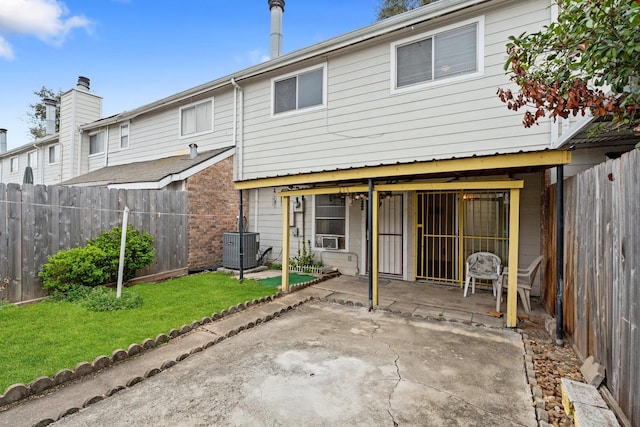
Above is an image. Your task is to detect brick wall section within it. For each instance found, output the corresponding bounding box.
[185,156,249,269]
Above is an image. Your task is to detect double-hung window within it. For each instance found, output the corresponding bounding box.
[89,132,105,155]
[273,64,326,115]
[391,17,483,92]
[180,99,213,137]
[27,150,37,168]
[314,194,346,250]
[120,123,129,149]
[10,157,18,173]
[48,145,59,164]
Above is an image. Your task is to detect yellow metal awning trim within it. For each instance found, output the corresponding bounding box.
[235,151,571,190]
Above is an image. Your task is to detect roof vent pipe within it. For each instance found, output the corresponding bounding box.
[268,0,285,59]
[189,143,198,159]
[0,128,7,154]
[77,76,90,91]
[44,98,57,135]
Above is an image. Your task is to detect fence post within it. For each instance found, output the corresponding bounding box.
[116,206,130,298]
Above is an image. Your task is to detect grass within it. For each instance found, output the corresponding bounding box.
[258,273,316,287]
[0,272,278,393]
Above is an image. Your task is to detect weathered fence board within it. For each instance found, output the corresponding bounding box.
[0,184,187,304]
[544,148,640,426]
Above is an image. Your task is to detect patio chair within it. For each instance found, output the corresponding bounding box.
[463,252,501,298]
[496,255,543,314]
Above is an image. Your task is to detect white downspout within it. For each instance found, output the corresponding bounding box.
[230,78,244,181]
[104,126,110,167]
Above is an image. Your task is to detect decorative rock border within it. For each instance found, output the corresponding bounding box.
[0,273,330,417]
[521,332,553,427]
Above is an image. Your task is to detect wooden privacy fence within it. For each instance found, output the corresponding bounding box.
[0,184,188,304]
[544,148,639,426]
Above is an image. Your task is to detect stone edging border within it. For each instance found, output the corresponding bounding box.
[0,272,336,414]
[521,333,553,427]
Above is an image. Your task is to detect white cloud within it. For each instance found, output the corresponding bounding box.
[0,36,14,60]
[235,49,270,67]
[0,0,92,57]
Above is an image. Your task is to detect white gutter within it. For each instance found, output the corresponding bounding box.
[230,78,244,180]
[78,0,493,132]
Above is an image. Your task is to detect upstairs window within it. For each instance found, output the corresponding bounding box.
[10,156,18,172]
[48,145,59,164]
[120,123,129,149]
[391,17,483,92]
[27,150,37,168]
[180,99,213,137]
[314,194,346,250]
[273,64,326,115]
[89,132,105,155]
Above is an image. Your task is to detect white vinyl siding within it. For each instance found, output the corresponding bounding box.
[120,123,129,149]
[272,64,327,115]
[239,0,551,181]
[89,132,105,155]
[180,99,213,137]
[391,17,484,92]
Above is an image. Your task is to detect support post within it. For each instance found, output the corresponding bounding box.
[506,188,520,327]
[372,188,379,306]
[555,166,564,344]
[239,190,244,282]
[367,180,373,309]
[281,195,290,292]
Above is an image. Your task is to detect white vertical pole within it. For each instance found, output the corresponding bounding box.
[116,206,130,298]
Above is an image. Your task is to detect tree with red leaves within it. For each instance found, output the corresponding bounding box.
[497,0,640,141]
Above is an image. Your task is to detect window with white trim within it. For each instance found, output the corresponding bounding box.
[89,132,105,155]
[120,123,129,149]
[180,99,213,137]
[314,194,346,250]
[391,17,483,92]
[273,64,326,115]
[27,150,37,168]
[48,145,59,164]
[10,156,18,172]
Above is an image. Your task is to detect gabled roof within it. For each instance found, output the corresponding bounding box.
[62,146,234,189]
[81,0,495,130]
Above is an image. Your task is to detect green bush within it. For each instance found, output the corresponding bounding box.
[88,226,155,282]
[79,286,143,312]
[39,246,110,293]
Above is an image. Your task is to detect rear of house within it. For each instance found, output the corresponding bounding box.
[234,0,567,310]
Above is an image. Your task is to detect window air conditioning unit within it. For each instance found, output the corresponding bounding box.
[321,236,339,249]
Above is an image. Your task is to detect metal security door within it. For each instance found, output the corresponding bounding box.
[378,194,403,275]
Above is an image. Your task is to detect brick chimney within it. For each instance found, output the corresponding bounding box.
[268,0,285,59]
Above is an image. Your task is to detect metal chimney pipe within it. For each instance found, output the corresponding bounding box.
[77,76,90,91]
[0,128,7,154]
[268,0,285,59]
[44,98,57,135]
[189,143,198,159]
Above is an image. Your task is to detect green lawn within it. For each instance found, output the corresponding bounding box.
[0,272,278,393]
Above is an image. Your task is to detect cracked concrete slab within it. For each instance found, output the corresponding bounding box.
[54,301,536,426]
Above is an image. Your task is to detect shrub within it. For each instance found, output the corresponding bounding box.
[39,246,110,294]
[88,226,155,282]
[79,286,143,312]
[289,240,323,270]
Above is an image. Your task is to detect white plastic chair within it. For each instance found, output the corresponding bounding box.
[496,255,543,313]
[463,252,501,297]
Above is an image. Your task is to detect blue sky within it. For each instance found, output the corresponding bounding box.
[0,0,381,150]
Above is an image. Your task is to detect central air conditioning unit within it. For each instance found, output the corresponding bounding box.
[321,236,339,249]
[223,232,259,269]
